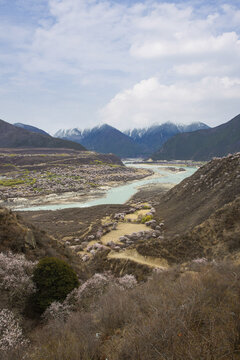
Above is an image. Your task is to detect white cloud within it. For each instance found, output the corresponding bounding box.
[100,76,240,128]
[0,0,240,131]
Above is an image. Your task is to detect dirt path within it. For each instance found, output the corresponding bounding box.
[101,223,149,245]
[108,249,168,269]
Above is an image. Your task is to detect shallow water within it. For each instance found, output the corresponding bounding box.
[19,163,197,211]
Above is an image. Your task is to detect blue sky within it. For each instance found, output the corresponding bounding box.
[0,0,240,133]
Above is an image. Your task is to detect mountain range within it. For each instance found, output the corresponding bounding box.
[152,114,240,161]
[55,124,143,158]
[0,119,86,151]
[124,122,209,154]
[55,122,209,158]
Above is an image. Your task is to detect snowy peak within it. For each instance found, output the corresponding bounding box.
[54,121,210,158]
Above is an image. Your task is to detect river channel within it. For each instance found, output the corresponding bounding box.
[19,163,197,211]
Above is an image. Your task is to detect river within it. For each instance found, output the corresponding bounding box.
[18,163,197,211]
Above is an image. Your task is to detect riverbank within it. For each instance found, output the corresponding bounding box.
[0,159,152,210]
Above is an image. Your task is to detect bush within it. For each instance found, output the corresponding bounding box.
[28,313,99,360]
[31,257,79,314]
[141,215,153,223]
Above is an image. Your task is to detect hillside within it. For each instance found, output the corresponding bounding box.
[155,153,240,234]
[135,153,240,265]
[125,122,209,154]
[152,114,240,160]
[0,207,82,272]
[0,119,86,150]
[55,124,144,158]
[14,123,50,136]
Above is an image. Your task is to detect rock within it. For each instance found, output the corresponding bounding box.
[112,222,118,230]
[114,213,125,220]
[88,235,95,241]
[82,254,90,262]
[119,236,128,243]
[81,241,88,248]
[126,240,134,245]
[145,232,153,239]
[145,220,155,226]
[127,208,136,214]
[96,231,103,239]
[113,246,121,252]
[107,241,115,248]
[72,245,83,252]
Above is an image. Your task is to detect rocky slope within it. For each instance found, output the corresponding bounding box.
[152,114,240,160]
[0,119,86,150]
[0,207,81,271]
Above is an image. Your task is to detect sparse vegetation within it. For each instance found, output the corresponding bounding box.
[141,214,153,223]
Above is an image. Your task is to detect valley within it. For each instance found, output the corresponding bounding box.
[1,149,240,359]
[0,149,151,210]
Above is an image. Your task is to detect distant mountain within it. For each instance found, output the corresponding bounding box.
[14,123,50,136]
[0,119,86,151]
[55,124,144,158]
[125,122,210,153]
[55,122,209,158]
[152,114,240,161]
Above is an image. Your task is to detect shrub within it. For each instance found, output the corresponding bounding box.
[28,313,99,360]
[141,215,153,223]
[32,257,79,314]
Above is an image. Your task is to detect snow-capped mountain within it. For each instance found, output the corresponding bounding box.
[55,124,144,158]
[55,122,210,158]
[124,122,210,153]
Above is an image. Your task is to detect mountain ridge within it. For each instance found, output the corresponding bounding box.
[0,119,86,151]
[152,114,240,160]
[14,123,50,136]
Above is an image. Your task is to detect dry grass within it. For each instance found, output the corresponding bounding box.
[23,262,240,360]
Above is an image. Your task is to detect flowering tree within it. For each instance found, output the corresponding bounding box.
[0,309,28,352]
[0,252,36,311]
[43,273,138,322]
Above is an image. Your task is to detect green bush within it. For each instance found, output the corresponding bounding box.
[141,215,153,223]
[32,257,79,314]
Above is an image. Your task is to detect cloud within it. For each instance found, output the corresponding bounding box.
[0,0,240,131]
[100,76,240,128]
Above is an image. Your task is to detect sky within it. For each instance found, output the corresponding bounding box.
[0,0,240,133]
